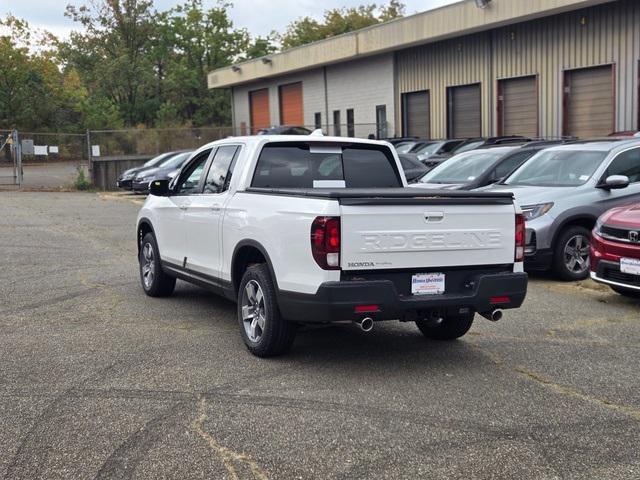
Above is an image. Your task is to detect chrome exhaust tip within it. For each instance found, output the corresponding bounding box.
[356,317,374,332]
[480,309,503,322]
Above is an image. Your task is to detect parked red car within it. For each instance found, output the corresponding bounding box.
[590,204,640,297]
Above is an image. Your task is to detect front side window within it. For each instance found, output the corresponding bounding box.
[494,151,535,179]
[505,150,607,187]
[203,146,240,194]
[251,143,401,189]
[175,150,211,194]
[604,148,640,183]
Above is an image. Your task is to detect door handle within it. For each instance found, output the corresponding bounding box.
[210,204,221,212]
[179,203,190,211]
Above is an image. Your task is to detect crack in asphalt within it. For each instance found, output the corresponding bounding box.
[470,343,640,423]
[192,396,269,480]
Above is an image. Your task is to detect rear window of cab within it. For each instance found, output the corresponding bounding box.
[251,142,402,189]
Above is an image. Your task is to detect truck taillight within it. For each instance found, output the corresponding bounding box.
[515,213,525,262]
[311,216,341,270]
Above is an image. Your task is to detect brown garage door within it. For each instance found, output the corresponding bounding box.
[279,82,304,126]
[564,66,614,138]
[403,91,430,138]
[499,76,538,137]
[448,84,481,138]
[249,88,270,134]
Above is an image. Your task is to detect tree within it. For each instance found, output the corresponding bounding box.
[63,0,159,126]
[280,1,405,50]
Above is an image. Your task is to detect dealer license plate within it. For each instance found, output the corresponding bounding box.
[620,257,640,276]
[411,273,445,295]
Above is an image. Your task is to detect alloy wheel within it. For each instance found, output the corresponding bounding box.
[563,234,590,274]
[241,280,267,342]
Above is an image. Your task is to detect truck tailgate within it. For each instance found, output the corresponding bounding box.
[340,199,516,271]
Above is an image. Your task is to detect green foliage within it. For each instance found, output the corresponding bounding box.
[73,165,93,190]
[280,1,404,50]
[1,1,403,132]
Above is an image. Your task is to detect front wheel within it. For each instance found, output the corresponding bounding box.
[553,226,591,281]
[415,312,474,340]
[237,264,297,357]
[139,233,176,297]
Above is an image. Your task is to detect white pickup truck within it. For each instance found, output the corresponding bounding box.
[136,134,528,356]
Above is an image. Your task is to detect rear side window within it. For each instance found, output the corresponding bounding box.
[251,143,401,188]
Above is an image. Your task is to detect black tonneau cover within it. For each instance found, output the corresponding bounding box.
[245,187,514,205]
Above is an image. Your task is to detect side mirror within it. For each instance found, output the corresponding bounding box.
[599,175,630,190]
[149,179,170,196]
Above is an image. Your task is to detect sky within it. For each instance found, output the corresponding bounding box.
[1,0,458,40]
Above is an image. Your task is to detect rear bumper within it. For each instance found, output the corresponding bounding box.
[278,271,528,323]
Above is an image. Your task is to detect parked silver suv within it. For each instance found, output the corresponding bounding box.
[485,139,640,280]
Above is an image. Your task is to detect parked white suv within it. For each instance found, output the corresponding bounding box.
[136,135,528,356]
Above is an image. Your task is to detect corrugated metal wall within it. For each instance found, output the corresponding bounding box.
[396,0,640,138]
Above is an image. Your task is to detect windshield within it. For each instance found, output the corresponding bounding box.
[454,140,484,154]
[161,152,192,169]
[505,150,607,186]
[143,152,172,167]
[418,150,504,184]
[395,142,417,154]
[413,142,442,155]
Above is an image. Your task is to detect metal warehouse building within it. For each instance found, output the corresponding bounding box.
[208,0,640,139]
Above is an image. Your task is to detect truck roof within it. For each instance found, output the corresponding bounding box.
[200,134,393,150]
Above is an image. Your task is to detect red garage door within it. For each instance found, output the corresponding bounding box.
[279,82,304,126]
[249,88,270,134]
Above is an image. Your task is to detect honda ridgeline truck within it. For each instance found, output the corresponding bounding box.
[136,134,528,357]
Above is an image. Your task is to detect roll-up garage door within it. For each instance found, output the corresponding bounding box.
[403,91,430,138]
[499,76,538,137]
[448,84,481,139]
[565,66,613,138]
[279,82,304,126]
[249,89,270,134]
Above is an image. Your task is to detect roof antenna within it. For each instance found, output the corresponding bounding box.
[310,129,324,137]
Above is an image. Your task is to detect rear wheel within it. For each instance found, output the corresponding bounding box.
[610,285,640,298]
[415,312,474,340]
[237,264,297,357]
[139,233,176,297]
[553,226,591,281]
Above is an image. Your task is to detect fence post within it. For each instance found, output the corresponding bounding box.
[86,129,92,180]
[13,130,22,187]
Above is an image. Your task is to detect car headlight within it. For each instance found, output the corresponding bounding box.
[121,173,134,180]
[520,203,554,220]
[594,218,603,236]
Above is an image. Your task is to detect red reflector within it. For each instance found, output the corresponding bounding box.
[354,305,380,313]
[490,296,511,305]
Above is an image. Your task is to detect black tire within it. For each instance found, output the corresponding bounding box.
[139,233,176,297]
[237,264,297,357]
[610,285,640,298]
[552,226,591,281]
[415,312,474,340]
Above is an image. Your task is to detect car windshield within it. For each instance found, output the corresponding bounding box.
[418,150,505,184]
[505,150,607,186]
[143,152,172,167]
[413,142,442,155]
[454,140,484,154]
[160,152,192,169]
[395,142,417,154]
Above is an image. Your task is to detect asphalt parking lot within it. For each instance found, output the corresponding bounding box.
[1,191,639,479]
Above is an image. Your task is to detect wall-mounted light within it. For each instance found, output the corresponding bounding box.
[261,57,273,65]
[231,65,241,73]
[475,0,492,8]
